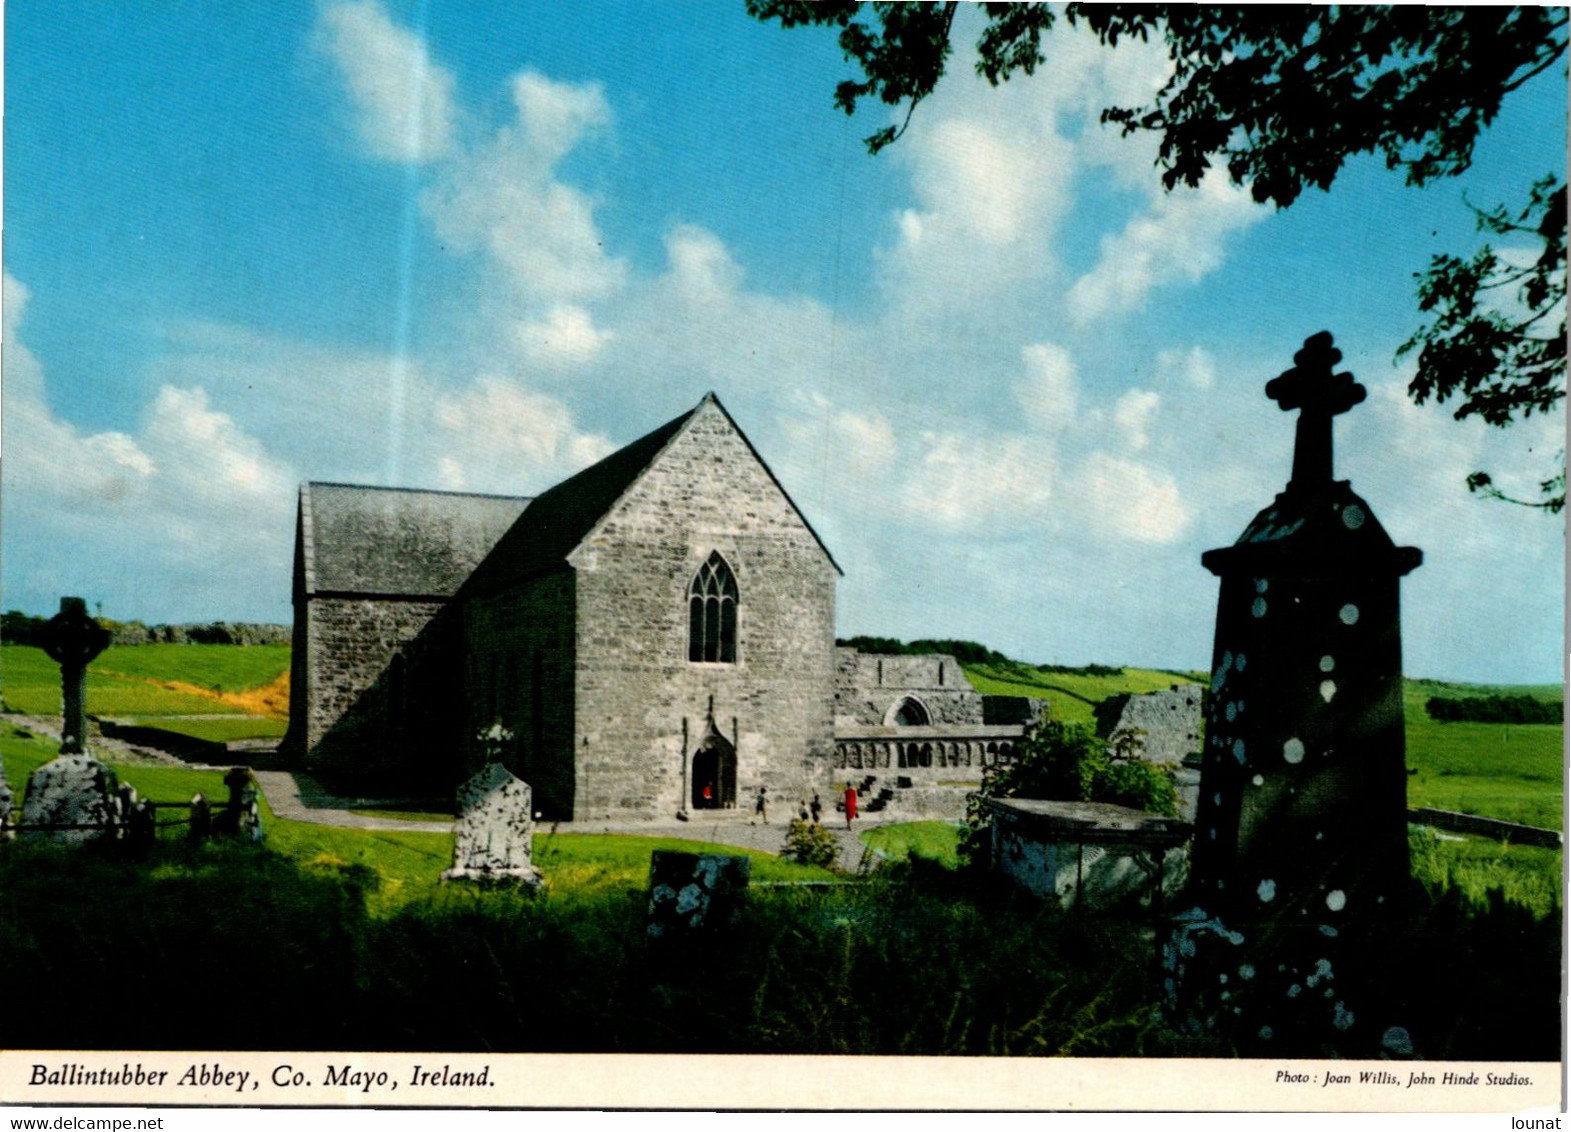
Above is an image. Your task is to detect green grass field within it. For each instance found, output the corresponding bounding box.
[1402,683,1562,830]
[2,643,290,742]
[2,643,290,713]
[120,715,289,743]
[963,663,1201,727]
[862,820,963,868]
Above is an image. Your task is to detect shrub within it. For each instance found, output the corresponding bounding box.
[1425,693,1561,724]
[960,721,1178,867]
[783,818,840,870]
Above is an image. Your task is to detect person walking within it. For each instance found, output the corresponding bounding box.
[754,785,768,824]
[810,793,822,825]
[842,781,857,829]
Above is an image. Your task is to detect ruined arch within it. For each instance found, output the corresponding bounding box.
[884,695,931,727]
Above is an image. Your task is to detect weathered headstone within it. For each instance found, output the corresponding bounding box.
[121,783,156,852]
[0,760,13,840]
[1165,332,1422,1053]
[39,597,112,756]
[189,793,213,841]
[645,850,750,939]
[19,755,122,844]
[441,761,542,886]
[214,767,264,842]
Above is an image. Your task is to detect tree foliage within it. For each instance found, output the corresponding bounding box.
[960,720,1177,868]
[1425,693,1562,725]
[747,3,1569,510]
[1400,175,1566,512]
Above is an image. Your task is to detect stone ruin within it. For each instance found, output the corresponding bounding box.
[1164,332,1421,1055]
[442,759,543,887]
[1094,685,1204,821]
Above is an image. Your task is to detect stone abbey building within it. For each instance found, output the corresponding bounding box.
[285,394,1038,820]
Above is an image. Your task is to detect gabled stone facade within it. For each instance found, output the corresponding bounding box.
[287,395,842,821]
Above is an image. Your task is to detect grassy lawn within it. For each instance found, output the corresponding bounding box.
[1411,827,1562,918]
[862,820,963,868]
[349,806,455,822]
[2,648,240,715]
[962,663,1200,727]
[84,643,290,692]
[1403,683,1562,830]
[1,644,289,717]
[120,715,288,743]
[2,726,233,806]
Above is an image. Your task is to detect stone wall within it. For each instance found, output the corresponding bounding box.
[297,596,447,770]
[462,572,578,819]
[1093,685,1204,767]
[834,648,985,726]
[565,402,838,821]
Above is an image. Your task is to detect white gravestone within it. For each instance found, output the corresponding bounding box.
[441,762,543,886]
[20,755,122,844]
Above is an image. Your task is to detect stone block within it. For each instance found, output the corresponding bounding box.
[645,850,750,938]
[442,761,542,886]
[20,755,122,844]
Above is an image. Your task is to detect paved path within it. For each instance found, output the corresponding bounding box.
[250,769,894,870]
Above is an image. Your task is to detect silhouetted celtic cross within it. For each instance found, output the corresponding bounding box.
[1264,331,1366,490]
[39,597,111,755]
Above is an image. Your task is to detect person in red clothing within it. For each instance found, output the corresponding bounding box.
[842,781,857,828]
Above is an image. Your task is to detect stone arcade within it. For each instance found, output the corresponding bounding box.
[287,394,1039,822]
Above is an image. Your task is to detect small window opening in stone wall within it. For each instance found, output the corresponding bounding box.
[688,551,738,663]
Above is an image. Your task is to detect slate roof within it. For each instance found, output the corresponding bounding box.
[460,402,699,597]
[299,483,531,598]
[463,393,840,598]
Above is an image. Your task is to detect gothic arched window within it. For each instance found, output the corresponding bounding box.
[688,551,738,663]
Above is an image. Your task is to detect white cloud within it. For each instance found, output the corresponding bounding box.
[315,0,456,163]
[425,70,623,309]
[1068,169,1265,325]
[1156,345,1218,391]
[3,273,297,618]
[1016,342,1080,432]
[515,304,613,367]
[899,431,1058,532]
[3,273,156,506]
[1071,451,1191,543]
[426,376,614,493]
[1112,389,1161,451]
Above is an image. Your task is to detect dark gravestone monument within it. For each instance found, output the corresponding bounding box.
[39,597,112,755]
[646,850,750,940]
[20,598,121,844]
[1165,333,1422,1054]
[213,767,264,842]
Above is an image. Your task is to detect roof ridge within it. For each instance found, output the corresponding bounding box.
[304,481,533,503]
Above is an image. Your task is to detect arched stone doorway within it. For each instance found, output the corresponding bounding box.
[691,722,736,810]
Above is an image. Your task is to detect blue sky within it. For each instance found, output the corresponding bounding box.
[4,2,1565,682]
